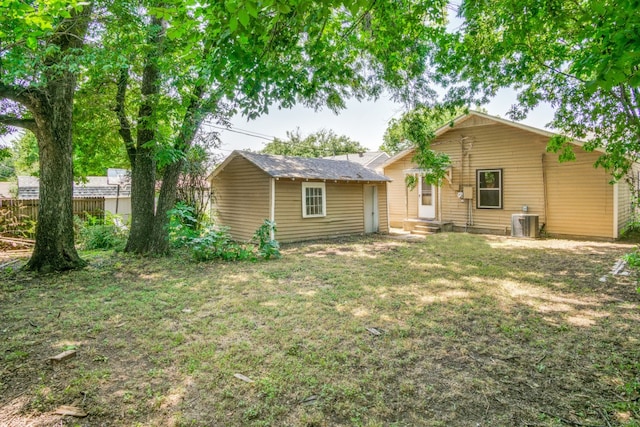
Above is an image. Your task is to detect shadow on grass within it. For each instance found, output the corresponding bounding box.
[1,233,638,426]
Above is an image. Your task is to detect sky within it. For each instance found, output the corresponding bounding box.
[210,88,556,158]
[0,87,556,162]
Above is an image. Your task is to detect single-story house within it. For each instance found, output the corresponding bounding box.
[383,111,639,240]
[208,150,390,242]
[16,175,132,219]
[322,151,390,172]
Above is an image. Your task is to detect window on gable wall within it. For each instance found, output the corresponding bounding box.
[477,169,502,209]
[302,182,326,217]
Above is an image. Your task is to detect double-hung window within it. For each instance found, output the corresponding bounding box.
[477,169,502,209]
[302,182,326,217]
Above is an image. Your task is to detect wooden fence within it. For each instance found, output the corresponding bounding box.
[0,198,105,237]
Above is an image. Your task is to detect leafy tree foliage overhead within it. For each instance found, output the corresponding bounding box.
[380,105,467,155]
[94,0,451,255]
[437,0,640,180]
[261,128,367,157]
[10,126,129,179]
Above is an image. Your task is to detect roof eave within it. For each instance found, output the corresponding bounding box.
[271,175,390,183]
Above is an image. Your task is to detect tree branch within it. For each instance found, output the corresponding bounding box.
[342,0,377,40]
[0,115,36,131]
[176,84,206,150]
[49,3,94,52]
[616,84,640,142]
[0,82,37,110]
[114,66,135,155]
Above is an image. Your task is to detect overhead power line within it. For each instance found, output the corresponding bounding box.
[205,124,276,141]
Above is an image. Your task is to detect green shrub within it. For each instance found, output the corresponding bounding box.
[619,218,640,241]
[76,213,128,251]
[167,202,200,248]
[188,225,255,262]
[167,203,280,262]
[623,249,640,269]
[253,220,281,260]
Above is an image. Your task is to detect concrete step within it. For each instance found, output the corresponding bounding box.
[411,225,441,235]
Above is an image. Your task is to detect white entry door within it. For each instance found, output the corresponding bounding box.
[364,185,379,233]
[418,176,436,219]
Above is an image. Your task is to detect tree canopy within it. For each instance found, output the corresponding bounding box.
[380,105,467,155]
[261,128,367,157]
[436,0,640,180]
[1,0,454,265]
[87,0,452,255]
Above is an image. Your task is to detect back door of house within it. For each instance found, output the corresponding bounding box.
[364,185,379,233]
[418,176,436,219]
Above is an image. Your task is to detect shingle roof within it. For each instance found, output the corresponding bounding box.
[17,176,131,199]
[214,151,391,182]
[322,151,390,170]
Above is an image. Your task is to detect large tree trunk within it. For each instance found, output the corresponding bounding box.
[124,146,157,253]
[147,86,207,254]
[123,16,163,255]
[26,104,86,272]
[118,15,208,255]
[23,7,92,272]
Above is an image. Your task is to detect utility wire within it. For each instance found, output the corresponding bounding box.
[205,123,276,141]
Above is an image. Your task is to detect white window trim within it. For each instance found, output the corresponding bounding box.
[302,182,327,218]
[477,169,503,209]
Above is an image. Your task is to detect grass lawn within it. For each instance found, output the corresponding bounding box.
[1,233,639,426]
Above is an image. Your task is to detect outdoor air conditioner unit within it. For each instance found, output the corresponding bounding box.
[511,214,539,238]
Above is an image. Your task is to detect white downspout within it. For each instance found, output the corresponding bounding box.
[438,183,442,223]
[613,182,619,239]
[386,183,390,232]
[270,177,276,240]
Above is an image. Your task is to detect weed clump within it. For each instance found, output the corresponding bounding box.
[75,213,128,251]
[168,202,280,261]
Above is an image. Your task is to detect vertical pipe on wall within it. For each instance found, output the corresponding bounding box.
[541,153,548,230]
[613,182,619,239]
[270,177,275,240]
[405,177,409,220]
[438,184,442,223]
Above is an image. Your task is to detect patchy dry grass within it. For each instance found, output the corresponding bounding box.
[1,233,639,426]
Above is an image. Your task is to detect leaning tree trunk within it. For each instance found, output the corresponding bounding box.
[26,84,86,272]
[121,15,166,255]
[147,87,207,255]
[148,158,185,254]
[124,146,157,254]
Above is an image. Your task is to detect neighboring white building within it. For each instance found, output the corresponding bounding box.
[16,176,132,220]
[0,181,14,198]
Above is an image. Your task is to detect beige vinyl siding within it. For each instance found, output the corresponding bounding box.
[386,123,549,232]
[384,113,637,238]
[376,183,389,233]
[544,150,613,239]
[617,164,640,234]
[211,156,270,241]
[274,180,376,242]
[384,152,418,227]
[438,123,548,232]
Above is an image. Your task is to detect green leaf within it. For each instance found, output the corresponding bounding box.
[26,35,37,49]
[237,9,250,28]
[228,15,238,32]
